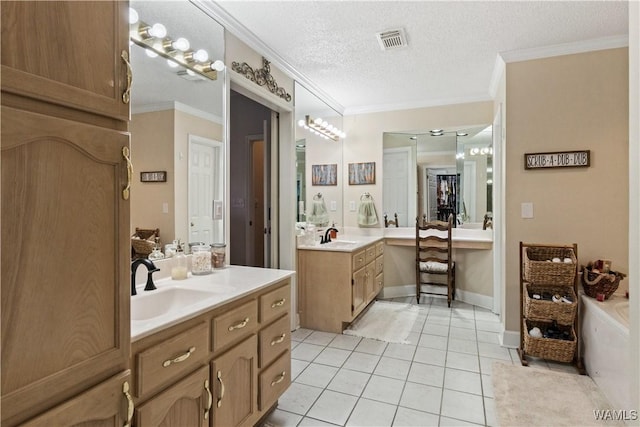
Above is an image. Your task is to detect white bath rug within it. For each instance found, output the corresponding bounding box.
[343,301,419,344]
[492,362,625,426]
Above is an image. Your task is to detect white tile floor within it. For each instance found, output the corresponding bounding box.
[263,296,580,427]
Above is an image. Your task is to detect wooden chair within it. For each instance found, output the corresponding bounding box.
[416,214,455,306]
[384,213,399,228]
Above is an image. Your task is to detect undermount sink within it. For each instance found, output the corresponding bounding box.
[321,240,358,248]
[131,287,219,321]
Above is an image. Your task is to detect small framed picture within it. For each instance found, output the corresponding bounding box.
[349,162,375,185]
[140,171,167,183]
[311,164,337,186]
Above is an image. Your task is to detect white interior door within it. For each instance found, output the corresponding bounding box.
[189,135,223,246]
[383,147,411,227]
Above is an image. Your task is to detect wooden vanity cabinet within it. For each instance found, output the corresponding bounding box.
[131,279,292,427]
[299,240,384,333]
[1,2,131,426]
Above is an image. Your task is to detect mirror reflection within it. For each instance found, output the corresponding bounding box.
[129,1,225,258]
[294,82,344,228]
[383,125,492,228]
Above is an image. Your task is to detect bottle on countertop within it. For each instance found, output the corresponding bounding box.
[171,241,188,280]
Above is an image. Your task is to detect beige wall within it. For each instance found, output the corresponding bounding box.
[504,48,629,332]
[130,110,175,240]
[130,109,222,245]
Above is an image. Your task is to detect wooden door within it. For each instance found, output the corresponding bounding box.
[212,336,258,427]
[352,268,366,316]
[1,106,130,425]
[19,371,132,427]
[136,366,211,427]
[1,1,130,120]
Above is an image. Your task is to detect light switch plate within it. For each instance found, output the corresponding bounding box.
[162,202,169,214]
[349,201,356,211]
[330,201,337,211]
[521,202,534,219]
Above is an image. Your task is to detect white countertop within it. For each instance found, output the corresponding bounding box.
[383,226,493,243]
[297,235,383,252]
[131,265,295,342]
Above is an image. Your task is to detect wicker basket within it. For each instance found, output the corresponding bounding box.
[131,228,159,258]
[581,266,626,300]
[524,247,577,285]
[523,319,576,363]
[523,284,577,325]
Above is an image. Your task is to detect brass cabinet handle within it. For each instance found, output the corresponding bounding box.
[270,371,286,387]
[216,370,225,408]
[121,50,132,104]
[270,333,286,346]
[228,317,249,331]
[271,298,286,308]
[162,346,196,367]
[122,146,132,200]
[204,379,213,420]
[122,381,134,427]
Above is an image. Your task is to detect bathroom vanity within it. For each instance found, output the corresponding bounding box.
[130,266,294,427]
[297,236,384,333]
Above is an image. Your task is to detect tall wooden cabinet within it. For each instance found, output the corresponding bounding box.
[1,2,132,426]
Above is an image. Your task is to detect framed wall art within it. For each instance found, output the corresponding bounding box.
[311,164,337,186]
[349,162,376,185]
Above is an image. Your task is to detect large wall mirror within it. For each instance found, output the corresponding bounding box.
[129,1,225,256]
[294,82,344,228]
[383,125,492,228]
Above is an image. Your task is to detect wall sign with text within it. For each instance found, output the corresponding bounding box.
[524,150,590,170]
[140,171,167,182]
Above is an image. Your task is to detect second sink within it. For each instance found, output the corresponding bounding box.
[131,287,219,321]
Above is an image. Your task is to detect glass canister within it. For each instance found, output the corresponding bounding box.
[191,244,212,275]
[210,243,226,269]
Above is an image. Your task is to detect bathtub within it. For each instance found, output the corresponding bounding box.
[581,293,631,412]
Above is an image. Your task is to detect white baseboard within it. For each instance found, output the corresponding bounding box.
[501,329,520,348]
[380,284,493,310]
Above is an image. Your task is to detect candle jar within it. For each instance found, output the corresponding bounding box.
[191,245,212,275]
[210,243,226,269]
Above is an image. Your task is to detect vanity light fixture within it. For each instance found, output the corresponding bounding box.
[469,147,493,156]
[129,9,223,81]
[297,115,346,141]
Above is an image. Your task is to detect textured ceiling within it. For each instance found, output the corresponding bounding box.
[214,0,628,114]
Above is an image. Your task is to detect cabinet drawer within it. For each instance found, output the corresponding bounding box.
[260,283,290,324]
[136,322,209,397]
[365,245,377,264]
[259,315,290,368]
[375,255,384,276]
[259,351,291,411]
[353,250,366,271]
[213,300,258,350]
[376,241,384,257]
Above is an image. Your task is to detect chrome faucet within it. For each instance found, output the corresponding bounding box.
[321,227,339,244]
[131,258,160,296]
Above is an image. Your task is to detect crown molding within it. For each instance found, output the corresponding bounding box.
[194,0,345,115]
[132,101,223,124]
[500,34,628,64]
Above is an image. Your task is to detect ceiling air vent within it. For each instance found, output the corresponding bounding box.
[376,28,407,51]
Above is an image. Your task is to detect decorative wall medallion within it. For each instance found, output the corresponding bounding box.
[231,57,292,102]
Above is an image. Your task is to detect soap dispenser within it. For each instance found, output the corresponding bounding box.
[171,241,188,280]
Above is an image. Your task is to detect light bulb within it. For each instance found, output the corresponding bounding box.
[186,69,195,76]
[192,49,208,62]
[129,8,139,24]
[298,119,305,127]
[167,59,178,68]
[145,49,158,58]
[314,117,323,125]
[173,37,190,51]
[148,23,167,38]
[211,60,225,71]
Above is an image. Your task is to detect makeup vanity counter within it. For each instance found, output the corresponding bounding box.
[297,235,384,333]
[383,226,493,250]
[130,265,295,427]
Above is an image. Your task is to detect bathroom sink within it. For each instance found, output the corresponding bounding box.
[321,240,358,249]
[131,287,220,321]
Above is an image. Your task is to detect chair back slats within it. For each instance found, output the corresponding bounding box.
[415,214,455,307]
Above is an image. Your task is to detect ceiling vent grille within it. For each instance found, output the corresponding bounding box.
[376,28,407,51]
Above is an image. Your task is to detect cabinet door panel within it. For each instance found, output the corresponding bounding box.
[352,268,366,316]
[1,1,129,120]
[212,335,258,427]
[1,106,130,424]
[136,366,210,427]
[20,371,132,427]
